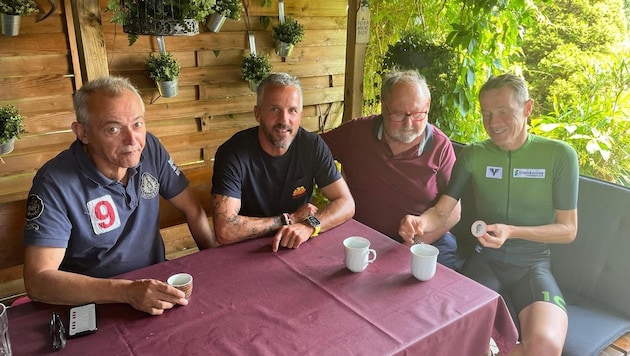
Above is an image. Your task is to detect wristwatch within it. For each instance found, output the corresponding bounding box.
[304,215,321,237]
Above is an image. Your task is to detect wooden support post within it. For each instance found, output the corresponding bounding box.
[69,0,109,83]
[343,0,370,123]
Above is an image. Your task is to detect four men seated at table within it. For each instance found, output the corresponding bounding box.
[21,71,577,353]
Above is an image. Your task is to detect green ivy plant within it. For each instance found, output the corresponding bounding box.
[272,17,305,45]
[211,0,242,20]
[0,0,39,16]
[241,53,272,83]
[146,51,181,82]
[0,105,26,144]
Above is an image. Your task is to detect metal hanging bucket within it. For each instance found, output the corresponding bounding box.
[1,14,21,36]
[206,13,227,33]
[0,138,16,155]
[275,40,294,58]
[248,80,259,92]
[157,80,179,98]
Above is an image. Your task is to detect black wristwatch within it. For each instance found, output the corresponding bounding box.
[303,215,321,237]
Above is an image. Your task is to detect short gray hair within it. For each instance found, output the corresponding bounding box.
[256,72,303,108]
[479,73,529,106]
[381,69,431,102]
[73,76,144,126]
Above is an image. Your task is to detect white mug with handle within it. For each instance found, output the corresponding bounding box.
[343,236,377,272]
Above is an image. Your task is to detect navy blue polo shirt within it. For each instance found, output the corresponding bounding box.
[23,132,189,278]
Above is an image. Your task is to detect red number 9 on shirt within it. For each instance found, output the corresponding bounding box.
[87,195,121,235]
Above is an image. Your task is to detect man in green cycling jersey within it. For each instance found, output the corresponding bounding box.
[401,73,579,356]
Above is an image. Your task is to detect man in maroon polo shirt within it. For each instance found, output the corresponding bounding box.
[322,69,460,269]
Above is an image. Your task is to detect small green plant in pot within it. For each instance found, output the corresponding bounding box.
[272,17,305,58]
[206,0,243,32]
[0,104,27,155]
[146,51,182,98]
[241,53,272,92]
[0,0,39,36]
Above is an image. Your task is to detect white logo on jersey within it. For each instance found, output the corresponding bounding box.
[513,168,546,178]
[87,195,121,235]
[140,172,159,199]
[485,166,503,179]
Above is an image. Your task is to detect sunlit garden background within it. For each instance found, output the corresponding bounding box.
[363,0,630,186]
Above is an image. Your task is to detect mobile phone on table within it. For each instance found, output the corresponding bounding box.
[68,303,98,338]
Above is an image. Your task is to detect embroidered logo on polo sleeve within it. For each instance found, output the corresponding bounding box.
[168,157,181,176]
[86,195,121,235]
[292,186,307,199]
[140,172,159,199]
[26,194,44,221]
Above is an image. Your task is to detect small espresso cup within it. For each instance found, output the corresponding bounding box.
[410,243,439,281]
[167,273,193,299]
[343,236,377,272]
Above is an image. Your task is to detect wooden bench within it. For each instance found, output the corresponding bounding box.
[0,165,213,306]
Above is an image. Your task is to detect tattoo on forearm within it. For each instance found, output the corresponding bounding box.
[212,194,280,240]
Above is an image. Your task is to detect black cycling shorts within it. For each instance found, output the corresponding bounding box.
[461,253,567,318]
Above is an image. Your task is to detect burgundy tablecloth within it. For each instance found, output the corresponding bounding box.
[7,220,517,355]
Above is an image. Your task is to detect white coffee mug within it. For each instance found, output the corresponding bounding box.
[343,236,377,272]
[410,243,439,281]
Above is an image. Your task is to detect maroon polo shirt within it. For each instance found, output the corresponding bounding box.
[321,115,456,242]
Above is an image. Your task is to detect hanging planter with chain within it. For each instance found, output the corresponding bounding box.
[105,0,214,45]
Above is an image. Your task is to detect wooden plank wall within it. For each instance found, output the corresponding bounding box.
[0,0,348,300]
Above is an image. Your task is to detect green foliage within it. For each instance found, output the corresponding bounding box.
[211,0,242,20]
[363,0,536,142]
[381,30,459,131]
[521,0,628,115]
[272,17,305,45]
[530,53,630,186]
[364,0,630,186]
[0,105,26,144]
[146,52,181,82]
[0,0,38,16]
[240,53,272,83]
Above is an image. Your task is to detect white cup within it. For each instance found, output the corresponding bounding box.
[0,303,12,356]
[343,236,377,272]
[167,273,193,299]
[410,243,439,281]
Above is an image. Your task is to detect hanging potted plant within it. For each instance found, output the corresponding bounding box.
[0,104,26,155]
[271,17,305,58]
[146,51,182,98]
[241,53,272,92]
[206,0,242,33]
[0,0,39,36]
[105,0,215,45]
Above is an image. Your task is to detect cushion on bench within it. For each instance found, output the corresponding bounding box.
[561,292,630,356]
[551,176,630,355]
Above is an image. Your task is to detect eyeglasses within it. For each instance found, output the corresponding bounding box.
[383,103,428,122]
[50,312,66,351]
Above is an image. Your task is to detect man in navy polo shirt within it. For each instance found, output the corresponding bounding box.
[23,76,216,315]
